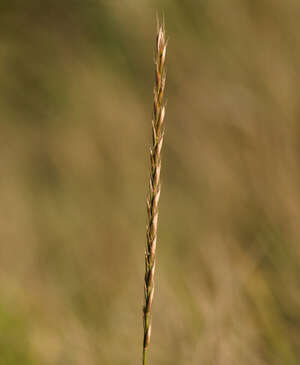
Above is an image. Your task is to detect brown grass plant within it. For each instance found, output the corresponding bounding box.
[142,19,167,365]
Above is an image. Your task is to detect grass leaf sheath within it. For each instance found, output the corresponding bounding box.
[142,19,167,365]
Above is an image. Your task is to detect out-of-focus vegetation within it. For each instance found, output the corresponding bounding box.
[1,1,300,364]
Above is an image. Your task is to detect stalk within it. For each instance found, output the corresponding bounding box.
[142,19,167,365]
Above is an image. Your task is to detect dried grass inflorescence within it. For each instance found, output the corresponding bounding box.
[142,19,167,365]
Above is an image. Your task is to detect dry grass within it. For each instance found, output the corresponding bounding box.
[142,20,167,365]
[2,2,300,365]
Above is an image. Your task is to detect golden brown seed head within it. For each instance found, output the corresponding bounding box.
[142,19,167,364]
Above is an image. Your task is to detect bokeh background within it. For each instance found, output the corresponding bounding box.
[1,1,300,364]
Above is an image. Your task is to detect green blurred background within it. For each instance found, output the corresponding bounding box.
[1,1,300,364]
